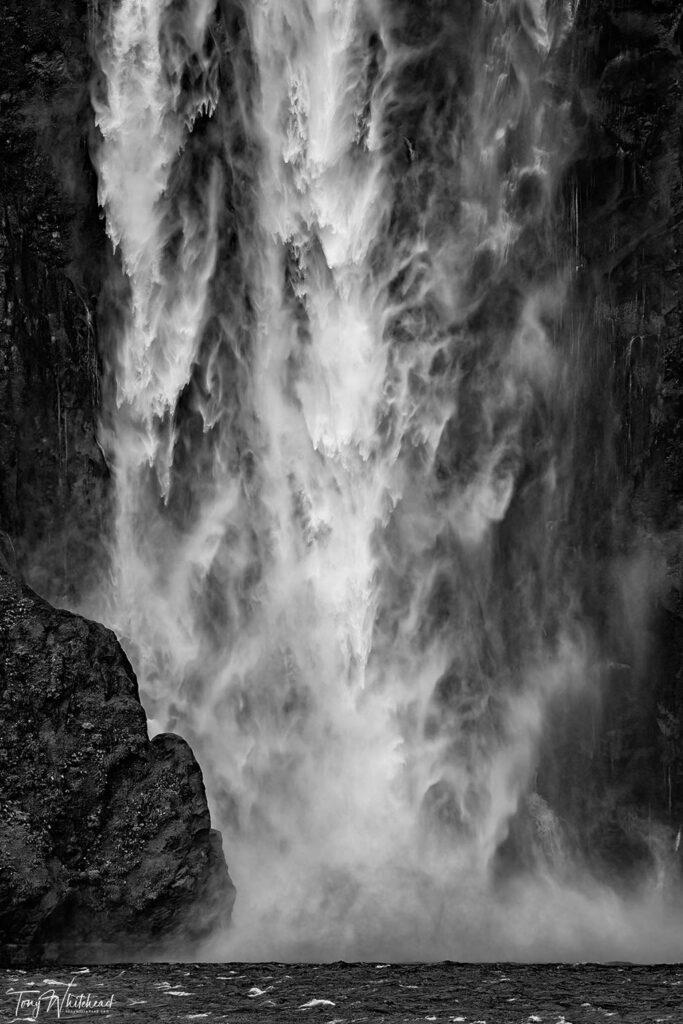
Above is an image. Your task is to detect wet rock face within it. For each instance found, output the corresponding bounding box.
[0,0,109,603]
[0,568,235,964]
[587,0,683,803]
[527,0,683,869]
[575,0,683,521]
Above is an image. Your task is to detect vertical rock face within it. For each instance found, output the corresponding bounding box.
[0,568,235,964]
[0,0,108,602]
[578,0,683,524]
[527,0,683,877]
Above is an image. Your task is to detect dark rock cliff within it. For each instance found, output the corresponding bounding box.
[0,567,235,964]
[0,0,109,604]
[524,0,683,881]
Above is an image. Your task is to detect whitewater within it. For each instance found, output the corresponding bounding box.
[88,0,683,960]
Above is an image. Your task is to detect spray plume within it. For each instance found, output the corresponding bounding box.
[89,0,683,961]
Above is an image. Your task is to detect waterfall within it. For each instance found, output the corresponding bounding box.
[90,0,682,959]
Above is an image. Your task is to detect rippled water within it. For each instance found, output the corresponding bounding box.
[2,963,681,1023]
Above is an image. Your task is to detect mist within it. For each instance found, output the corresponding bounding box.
[85,0,683,962]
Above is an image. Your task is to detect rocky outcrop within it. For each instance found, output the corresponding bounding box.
[0,567,235,964]
[0,0,109,604]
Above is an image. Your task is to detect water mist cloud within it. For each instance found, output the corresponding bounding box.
[89,0,683,964]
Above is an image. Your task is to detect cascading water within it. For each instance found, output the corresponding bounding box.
[89,0,683,959]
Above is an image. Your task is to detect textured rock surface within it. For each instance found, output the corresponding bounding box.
[0,0,109,602]
[528,0,683,873]
[0,568,235,964]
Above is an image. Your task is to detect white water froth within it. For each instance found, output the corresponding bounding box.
[90,0,683,960]
[93,0,219,435]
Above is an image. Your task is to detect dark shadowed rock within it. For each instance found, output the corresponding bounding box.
[0,568,235,964]
[523,0,683,860]
[0,0,109,604]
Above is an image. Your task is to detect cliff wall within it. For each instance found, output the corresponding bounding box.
[0,0,108,603]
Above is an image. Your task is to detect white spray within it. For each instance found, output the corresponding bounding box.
[90,0,682,960]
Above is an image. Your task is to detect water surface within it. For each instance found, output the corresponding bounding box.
[3,962,680,1023]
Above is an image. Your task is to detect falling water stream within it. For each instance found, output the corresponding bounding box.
[89,0,682,959]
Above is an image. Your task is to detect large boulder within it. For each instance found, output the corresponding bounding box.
[0,568,235,964]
